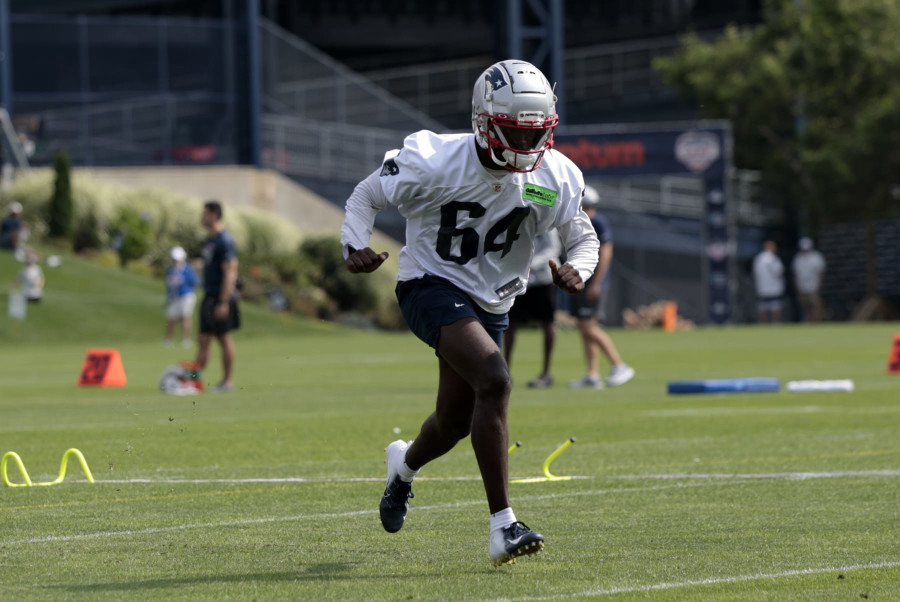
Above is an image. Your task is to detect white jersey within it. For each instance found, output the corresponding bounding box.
[753,250,785,297]
[792,250,825,294]
[342,131,600,314]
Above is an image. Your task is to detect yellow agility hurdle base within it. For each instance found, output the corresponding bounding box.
[510,437,577,484]
[2,448,95,487]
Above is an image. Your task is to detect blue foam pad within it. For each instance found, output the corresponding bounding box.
[667,377,780,395]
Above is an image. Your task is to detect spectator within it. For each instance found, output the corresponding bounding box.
[164,245,199,348]
[568,186,635,389]
[1,201,24,251]
[792,237,826,322]
[194,200,240,392]
[753,240,785,323]
[503,230,563,388]
[19,248,44,303]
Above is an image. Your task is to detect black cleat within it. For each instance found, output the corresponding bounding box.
[379,440,414,533]
[489,521,545,566]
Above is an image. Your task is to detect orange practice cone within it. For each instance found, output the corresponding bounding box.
[78,348,127,387]
[662,302,678,333]
[888,334,900,375]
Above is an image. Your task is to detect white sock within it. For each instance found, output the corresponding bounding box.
[490,507,517,533]
[398,453,418,482]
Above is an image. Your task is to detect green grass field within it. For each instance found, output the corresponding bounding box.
[1,250,899,600]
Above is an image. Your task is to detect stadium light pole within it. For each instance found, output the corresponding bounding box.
[505,0,566,122]
[0,0,11,114]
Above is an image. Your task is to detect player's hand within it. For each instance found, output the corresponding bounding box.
[214,301,229,321]
[346,245,389,274]
[549,259,584,294]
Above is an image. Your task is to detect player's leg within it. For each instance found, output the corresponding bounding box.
[405,355,476,470]
[196,334,212,369]
[217,332,235,387]
[380,324,480,534]
[592,324,623,367]
[540,319,555,378]
[436,317,511,512]
[196,296,216,370]
[437,317,544,565]
[165,318,176,345]
[573,318,602,384]
[502,321,519,368]
[181,313,193,347]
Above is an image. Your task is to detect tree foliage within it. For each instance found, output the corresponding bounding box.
[48,149,74,238]
[655,0,900,224]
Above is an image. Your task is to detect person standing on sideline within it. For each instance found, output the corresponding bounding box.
[568,186,635,389]
[19,248,44,303]
[792,237,826,322]
[341,60,600,566]
[0,202,24,251]
[503,229,562,388]
[164,245,199,348]
[753,239,785,323]
[195,200,240,392]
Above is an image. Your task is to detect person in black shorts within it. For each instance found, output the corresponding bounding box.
[503,231,562,388]
[195,200,240,392]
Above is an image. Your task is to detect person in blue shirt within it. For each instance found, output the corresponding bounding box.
[164,245,199,348]
[194,200,240,392]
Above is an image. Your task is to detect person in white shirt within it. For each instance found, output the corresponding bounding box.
[792,237,826,322]
[19,249,44,303]
[502,229,562,388]
[341,60,600,566]
[752,240,785,322]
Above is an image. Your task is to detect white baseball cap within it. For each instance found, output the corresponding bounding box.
[582,185,601,208]
[8,201,22,215]
[798,237,813,251]
[170,246,187,261]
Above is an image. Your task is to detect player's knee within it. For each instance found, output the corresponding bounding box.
[474,352,511,405]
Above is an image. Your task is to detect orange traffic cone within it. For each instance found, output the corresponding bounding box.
[888,334,900,375]
[78,348,127,387]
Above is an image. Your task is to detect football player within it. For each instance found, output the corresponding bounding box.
[341,60,600,565]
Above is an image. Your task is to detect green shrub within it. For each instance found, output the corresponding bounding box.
[300,236,377,312]
[111,207,153,267]
[47,149,74,239]
[72,208,104,252]
[2,169,400,328]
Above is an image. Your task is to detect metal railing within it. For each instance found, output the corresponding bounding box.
[260,19,444,132]
[260,114,407,183]
[356,35,699,124]
[26,93,235,165]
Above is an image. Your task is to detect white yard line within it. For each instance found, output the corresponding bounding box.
[509,560,900,600]
[613,469,900,480]
[0,482,718,546]
[93,475,591,484]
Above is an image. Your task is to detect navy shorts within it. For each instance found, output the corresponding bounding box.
[396,275,509,355]
[199,295,241,335]
[508,284,556,324]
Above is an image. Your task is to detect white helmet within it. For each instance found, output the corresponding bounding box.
[472,59,558,173]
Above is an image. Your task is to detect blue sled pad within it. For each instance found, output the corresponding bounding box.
[667,377,780,395]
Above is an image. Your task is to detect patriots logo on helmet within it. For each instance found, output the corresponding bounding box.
[485,66,509,93]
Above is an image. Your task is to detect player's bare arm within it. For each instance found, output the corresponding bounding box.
[215,257,238,320]
[345,245,389,274]
[548,259,585,294]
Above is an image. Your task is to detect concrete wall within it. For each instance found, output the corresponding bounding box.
[77,165,398,254]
